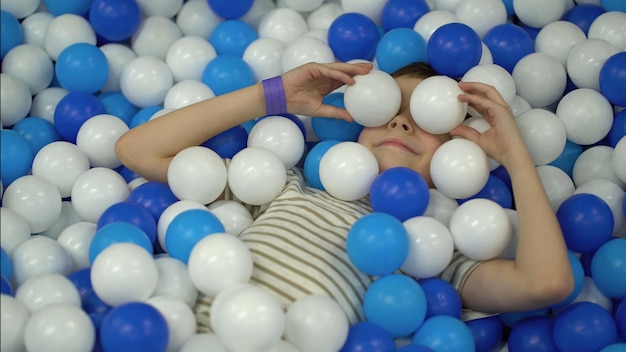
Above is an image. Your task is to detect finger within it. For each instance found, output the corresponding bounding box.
[450,125,481,143]
[314,104,354,122]
[323,63,373,85]
[458,81,507,106]
[458,92,509,123]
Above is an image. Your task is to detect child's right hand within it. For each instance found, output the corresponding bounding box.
[280,62,373,121]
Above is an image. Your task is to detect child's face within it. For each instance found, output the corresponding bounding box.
[357,75,451,187]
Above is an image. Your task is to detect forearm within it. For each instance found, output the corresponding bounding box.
[116,83,266,182]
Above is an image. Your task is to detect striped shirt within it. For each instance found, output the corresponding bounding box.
[194,167,484,331]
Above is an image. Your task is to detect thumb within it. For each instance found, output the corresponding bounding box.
[450,125,481,144]
[315,104,354,122]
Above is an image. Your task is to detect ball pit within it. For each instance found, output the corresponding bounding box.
[0,1,625,351]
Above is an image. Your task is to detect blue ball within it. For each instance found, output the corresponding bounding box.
[549,140,583,177]
[89,222,153,264]
[499,307,550,328]
[591,238,626,300]
[563,4,605,35]
[55,43,109,93]
[0,275,13,296]
[339,322,396,352]
[376,28,427,74]
[397,345,435,352]
[370,167,430,222]
[418,277,462,320]
[551,251,585,309]
[557,193,614,253]
[89,0,142,42]
[202,125,248,159]
[54,91,107,143]
[0,247,12,280]
[458,174,513,209]
[607,110,625,148]
[1,129,34,186]
[165,209,225,263]
[328,12,380,62]
[465,316,503,352]
[311,93,363,142]
[12,116,61,155]
[412,316,475,352]
[303,140,341,191]
[68,268,111,315]
[127,181,179,221]
[553,302,618,352]
[600,52,626,107]
[129,105,162,129]
[45,0,91,15]
[100,302,169,352]
[616,298,626,340]
[116,164,140,184]
[0,10,22,59]
[207,0,253,19]
[99,91,138,126]
[381,0,430,32]
[600,0,626,11]
[483,23,534,73]
[427,22,482,78]
[209,20,258,57]
[501,0,514,16]
[507,316,558,352]
[202,55,255,96]
[97,201,158,244]
[364,274,428,337]
[346,212,409,276]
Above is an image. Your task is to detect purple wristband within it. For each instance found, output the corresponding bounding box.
[262,76,287,115]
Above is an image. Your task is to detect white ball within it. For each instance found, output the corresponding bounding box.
[211,283,286,352]
[572,146,625,189]
[91,243,158,307]
[157,200,209,252]
[32,141,90,198]
[341,0,387,24]
[0,73,32,127]
[178,333,229,351]
[12,236,73,287]
[567,38,619,91]
[1,44,54,95]
[99,43,137,92]
[423,188,459,228]
[43,14,96,61]
[1,0,40,19]
[449,198,511,260]
[536,165,575,212]
[319,141,380,201]
[307,3,343,31]
[430,138,490,199]
[284,295,349,352]
[21,12,55,48]
[556,88,614,146]
[535,21,586,66]
[281,36,335,73]
[247,116,306,169]
[76,114,129,169]
[146,296,197,352]
[516,109,567,166]
[258,8,309,45]
[15,273,81,313]
[344,70,402,128]
[227,147,287,205]
[413,10,460,42]
[509,95,532,117]
[30,87,68,124]
[0,295,29,352]
[568,276,613,313]
[479,42,493,65]
[243,37,286,81]
[0,207,32,257]
[512,52,567,108]
[188,233,253,297]
[241,0,278,30]
[23,304,95,352]
[400,216,454,279]
[614,137,626,185]
[175,0,223,38]
[207,200,254,236]
[458,116,500,171]
[2,175,62,234]
[167,146,227,205]
[574,178,625,234]
[131,16,182,60]
[455,0,507,38]
[434,0,462,12]
[164,80,215,109]
[588,11,626,50]
[512,0,567,28]
[38,201,82,241]
[153,256,199,307]
[283,0,324,12]
[120,55,174,108]
[462,63,516,106]
[166,35,217,83]
[411,75,468,134]
[497,208,519,260]
[70,167,130,223]
[135,0,183,18]
[56,222,98,271]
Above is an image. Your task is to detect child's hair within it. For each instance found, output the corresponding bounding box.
[391,61,439,80]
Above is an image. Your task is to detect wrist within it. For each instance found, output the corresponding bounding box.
[262,76,288,116]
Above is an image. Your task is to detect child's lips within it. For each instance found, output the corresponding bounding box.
[376,139,418,154]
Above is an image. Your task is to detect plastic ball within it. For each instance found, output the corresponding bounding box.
[418,277,462,319]
[552,251,586,309]
[430,138,490,199]
[243,37,286,81]
[0,208,31,257]
[43,14,97,61]
[344,69,401,127]
[556,88,614,146]
[410,75,468,134]
[120,55,173,108]
[512,53,568,108]
[513,0,567,28]
[165,209,225,264]
[0,276,13,296]
[152,256,199,308]
[412,315,475,352]
[370,167,430,222]
[591,238,626,300]
[2,44,54,95]
[30,87,68,124]
[575,178,625,234]
[177,333,229,352]
[166,36,217,84]
[535,21,587,66]
[57,222,98,271]
[187,233,252,297]
[375,28,427,75]
[465,316,503,352]
[401,216,454,279]
[346,212,409,276]
[549,140,582,178]
[303,140,341,190]
[283,0,324,13]
[211,283,285,352]
[207,0,253,19]
[100,301,169,352]
[167,146,227,205]
[89,0,141,42]
[20,11,54,48]
[567,38,619,91]
[202,125,248,159]
[617,298,626,340]
[98,44,137,92]
[71,167,131,223]
[11,236,73,287]
[516,109,567,166]
[483,23,534,73]
[307,3,342,31]
[0,248,12,280]
[449,198,511,260]
[311,94,363,142]
[146,296,196,352]
[206,200,254,236]
[126,181,179,221]
[413,9,459,42]
[554,302,618,352]
[568,276,614,314]
[54,91,107,144]
[381,0,430,32]
[23,304,96,352]
[209,20,258,57]
[339,322,396,352]
[131,16,181,60]
[227,146,287,205]
[12,117,60,155]
[558,193,614,253]
[573,145,625,189]
[327,12,380,62]
[89,221,152,264]
[156,200,208,252]
[258,8,308,46]
[461,64,517,106]
[248,116,306,169]
[0,10,23,59]
[15,272,81,312]
[55,42,108,93]
[455,0,507,38]
[76,113,129,169]
[283,295,349,352]
[202,55,255,96]
[1,73,32,127]
[282,35,335,73]
[31,141,89,198]
[1,129,34,186]
[0,295,29,351]
[459,174,513,209]
[599,52,626,107]
[536,165,575,211]
[427,22,482,78]
[588,11,626,50]
[564,4,605,35]
[3,175,62,234]
[91,243,158,307]
[507,315,558,351]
